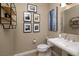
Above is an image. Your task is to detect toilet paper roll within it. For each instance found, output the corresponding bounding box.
[33,39,37,44]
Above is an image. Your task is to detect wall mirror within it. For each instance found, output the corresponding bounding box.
[61,4,79,35]
[48,7,58,32]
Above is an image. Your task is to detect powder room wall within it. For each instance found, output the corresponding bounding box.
[15,3,50,53]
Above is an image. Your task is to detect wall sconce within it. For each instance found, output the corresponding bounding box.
[61,3,73,7]
[61,3,66,7]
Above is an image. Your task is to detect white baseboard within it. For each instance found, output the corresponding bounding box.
[14,49,37,56]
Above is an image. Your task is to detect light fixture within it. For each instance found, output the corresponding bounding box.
[61,3,66,7]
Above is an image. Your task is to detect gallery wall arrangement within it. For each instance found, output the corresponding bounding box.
[23,4,40,33]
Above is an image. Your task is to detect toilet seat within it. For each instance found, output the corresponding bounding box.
[37,44,49,52]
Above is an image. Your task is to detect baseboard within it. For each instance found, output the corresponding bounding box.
[14,49,37,56]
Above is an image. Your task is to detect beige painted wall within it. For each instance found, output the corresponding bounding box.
[0,3,50,55]
[15,3,50,53]
[60,4,79,42]
[0,4,16,55]
[0,3,61,55]
[63,5,79,35]
[0,25,16,55]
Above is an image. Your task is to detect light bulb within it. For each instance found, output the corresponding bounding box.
[61,3,66,7]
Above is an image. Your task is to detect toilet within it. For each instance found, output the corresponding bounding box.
[37,44,51,56]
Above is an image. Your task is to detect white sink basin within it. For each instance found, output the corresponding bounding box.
[47,38,79,56]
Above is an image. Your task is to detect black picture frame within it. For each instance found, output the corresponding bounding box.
[33,23,40,32]
[23,12,32,22]
[27,4,37,13]
[23,23,32,33]
[33,13,40,23]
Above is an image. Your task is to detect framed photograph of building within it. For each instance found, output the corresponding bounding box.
[33,13,40,22]
[33,23,40,32]
[24,12,32,22]
[27,4,37,13]
[23,23,31,33]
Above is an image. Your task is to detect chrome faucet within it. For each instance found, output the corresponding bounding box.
[64,34,68,39]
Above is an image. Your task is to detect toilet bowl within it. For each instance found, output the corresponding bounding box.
[37,44,49,52]
[37,44,51,56]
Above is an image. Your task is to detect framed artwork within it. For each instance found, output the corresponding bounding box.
[33,23,40,32]
[23,23,31,33]
[69,17,79,29]
[24,12,32,22]
[34,13,40,22]
[27,4,37,13]
[1,3,10,7]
